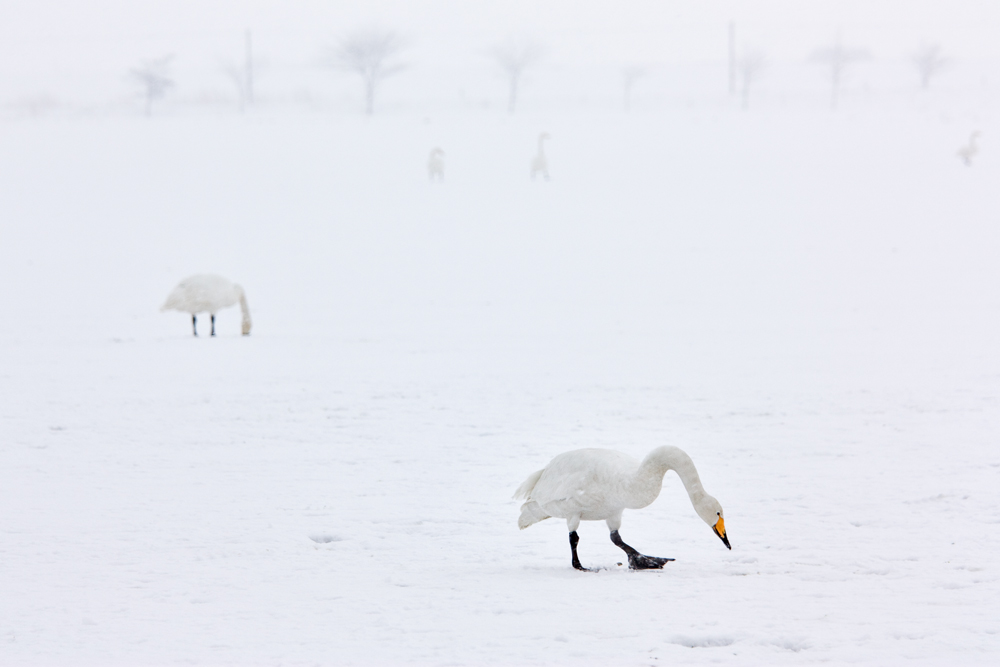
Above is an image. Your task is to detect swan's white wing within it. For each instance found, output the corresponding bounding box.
[527,449,639,519]
[161,274,239,314]
[530,468,593,506]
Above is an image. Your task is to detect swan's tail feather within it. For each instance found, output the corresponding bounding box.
[514,469,548,529]
[513,468,544,501]
[161,285,184,312]
[517,501,550,530]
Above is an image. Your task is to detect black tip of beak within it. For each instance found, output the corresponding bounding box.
[713,526,732,550]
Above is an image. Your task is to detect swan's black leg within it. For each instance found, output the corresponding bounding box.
[192,315,198,336]
[610,530,674,570]
[211,314,216,337]
[569,531,592,571]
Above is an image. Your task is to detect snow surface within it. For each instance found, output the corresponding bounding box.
[2,98,1000,665]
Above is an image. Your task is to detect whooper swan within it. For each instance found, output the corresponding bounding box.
[428,147,445,181]
[957,131,981,166]
[530,132,550,180]
[161,274,251,337]
[515,446,730,571]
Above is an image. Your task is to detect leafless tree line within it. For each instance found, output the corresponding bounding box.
[122,27,957,118]
[729,26,952,111]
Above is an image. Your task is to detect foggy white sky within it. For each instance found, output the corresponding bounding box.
[1,0,997,106]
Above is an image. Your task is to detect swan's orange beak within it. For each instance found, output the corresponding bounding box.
[713,517,731,550]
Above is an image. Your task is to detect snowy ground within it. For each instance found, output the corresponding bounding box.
[2,99,999,665]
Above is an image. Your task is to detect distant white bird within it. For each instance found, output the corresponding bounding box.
[958,131,981,166]
[428,147,445,181]
[161,274,251,337]
[515,446,730,571]
[530,132,550,180]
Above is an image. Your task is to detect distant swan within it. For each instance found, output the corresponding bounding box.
[515,446,730,571]
[958,131,981,166]
[428,147,445,181]
[161,274,251,337]
[530,132,550,180]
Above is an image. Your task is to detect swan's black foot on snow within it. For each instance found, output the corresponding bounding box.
[627,553,675,570]
[610,530,675,570]
[569,531,597,572]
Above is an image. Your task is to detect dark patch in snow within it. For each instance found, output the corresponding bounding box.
[904,493,967,504]
[670,635,736,648]
[768,638,811,652]
[309,534,343,544]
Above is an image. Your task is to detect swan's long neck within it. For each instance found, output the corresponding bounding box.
[537,136,547,154]
[237,286,252,335]
[629,446,707,510]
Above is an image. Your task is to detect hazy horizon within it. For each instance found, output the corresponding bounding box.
[1,1,997,111]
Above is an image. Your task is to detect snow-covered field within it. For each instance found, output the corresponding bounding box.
[2,96,999,665]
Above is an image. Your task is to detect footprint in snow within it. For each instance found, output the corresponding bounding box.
[670,635,736,648]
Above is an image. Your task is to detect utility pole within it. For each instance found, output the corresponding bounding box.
[728,22,736,95]
[245,29,254,106]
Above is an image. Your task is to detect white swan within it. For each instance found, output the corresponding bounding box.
[958,131,981,166]
[515,446,730,571]
[161,274,251,337]
[530,132,550,180]
[428,147,445,181]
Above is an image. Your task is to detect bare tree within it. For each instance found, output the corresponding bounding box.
[223,31,256,112]
[244,30,254,106]
[622,66,645,112]
[223,62,250,112]
[129,56,174,117]
[327,28,405,115]
[912,43,948,90]
[737,50,766,110]
[489,37,544,114]
[810,35,870,109]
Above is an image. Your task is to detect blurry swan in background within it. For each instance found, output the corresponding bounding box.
[161,274,252,337]
[530,132,550,180]
[428,147,445,181]
[957,131,980,166]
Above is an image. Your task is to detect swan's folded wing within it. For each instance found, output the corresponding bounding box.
[528,469,593,507]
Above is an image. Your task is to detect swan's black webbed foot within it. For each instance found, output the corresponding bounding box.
[628,553,674,570]
[569,531,594,572]
[192,314,198,336]
[610,530,674,570]
[210,314,216,337]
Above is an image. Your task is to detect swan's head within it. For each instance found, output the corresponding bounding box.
[696,495,731,550]
[431,147,444,156]
[235,284,251,336]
